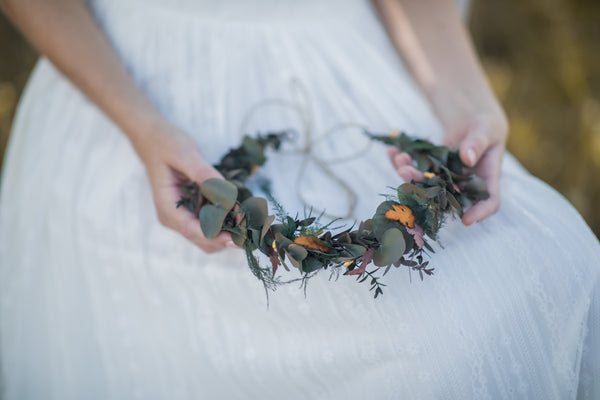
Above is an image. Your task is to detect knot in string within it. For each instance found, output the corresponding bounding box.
[239,77,372,220]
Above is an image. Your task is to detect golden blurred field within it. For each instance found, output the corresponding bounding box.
[1,1,599,238]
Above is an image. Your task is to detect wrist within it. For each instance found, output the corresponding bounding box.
[113,100,172,164]
[426,85,507,135]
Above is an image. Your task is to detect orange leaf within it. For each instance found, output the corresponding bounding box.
[294,235,329,252]
[384,204,415,228]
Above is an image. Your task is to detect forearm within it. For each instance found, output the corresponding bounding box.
[0,0,162,153]
[372,0,505,129]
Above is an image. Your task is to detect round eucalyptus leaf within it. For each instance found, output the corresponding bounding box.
[241,197,268,228]
[302,256,324,273]
[286,244,308,262]
[341,243,366,258]
[373,228,406,267]
[248,227,261,246]
[372,216,401,241]
[200,178,238,211]
[274,232,293,255]
[230,218,247,247]
[375,201,400,217]
[199,204,228,240]
[242,136,266,165]
[231,230,247,247]
[260,214,276,243]
[284,249,302,270]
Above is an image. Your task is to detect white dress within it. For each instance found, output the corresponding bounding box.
[1,0,599,399]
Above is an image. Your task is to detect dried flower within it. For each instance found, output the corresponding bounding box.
[294,235,329,252]
[385,204,415,228]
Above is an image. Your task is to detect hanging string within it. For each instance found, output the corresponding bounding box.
[239,77,372,220]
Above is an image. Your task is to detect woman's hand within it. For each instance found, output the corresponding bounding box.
[134,119,237,252]
[388,112,508,226]
[374,0,510,225]
[0,0,236,252]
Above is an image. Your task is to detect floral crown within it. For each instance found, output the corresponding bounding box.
[177,129,489,298]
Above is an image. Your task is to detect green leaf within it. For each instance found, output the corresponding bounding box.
[200,178,238,211]
[260,214,276,243]
[241,197,268,228]
[398,183,428,198]
[375,200,400,217]
[340,243,367,258]
[248,227,261,247]
[242,136,266,165]
[372,215,401,241]
[298,217,316,227]
[199,204,228,239]
[284,244,308,271]
[373,228,406,267]
[231,218,247,247]
[302,256,324,273]
[274,232,294,254]
[286,244,308,262]
[425,186,443,198]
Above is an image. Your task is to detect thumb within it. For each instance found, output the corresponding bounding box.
[174,149,223,185]
[458,126,490,168]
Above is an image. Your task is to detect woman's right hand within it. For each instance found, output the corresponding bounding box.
[133,119,237,253]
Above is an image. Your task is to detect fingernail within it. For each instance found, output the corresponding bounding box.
[226,240,238,249]
[466,148,476,166]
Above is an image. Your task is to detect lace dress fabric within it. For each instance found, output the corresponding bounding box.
[1,0,599,399]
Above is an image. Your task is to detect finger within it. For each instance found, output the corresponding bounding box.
[397,165,424,182]
[443,129,466,149]
[215,231,239,249]
[459,126,491,168]
[154,168,232,251]
[461,146,503,225]
[461,189,500,225]
[387,147,415,170]
[171,145,223,184]
[393,152,413,169]
[387,146,399,166]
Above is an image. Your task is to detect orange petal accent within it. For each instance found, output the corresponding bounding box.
[294,235,329,252]
[384,204,415,228]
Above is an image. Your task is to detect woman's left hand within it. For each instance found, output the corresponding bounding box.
[388,113,508,226]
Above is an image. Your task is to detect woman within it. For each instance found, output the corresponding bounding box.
[0,0,598,398]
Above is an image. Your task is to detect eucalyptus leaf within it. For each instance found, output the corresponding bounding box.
[231,230,247,247]
[248,227,261,247]
[241,197,268,228]
[286,244,308,262]
[302,256,324,273]
[274,232,293,254]
[199,204,228,240]
[340,243,367,258]
[373,228,406,267]
[230,218,247,247]
[372,215,401,241]
[284,249,302,270]
[242,136,266,165]
[200,178,238,211]
[425,186,443,198]
[375,200,400,217]
[260,214,276,242]
[398,183,428,198]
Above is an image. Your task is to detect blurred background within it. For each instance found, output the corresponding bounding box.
[0,0,599,238]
